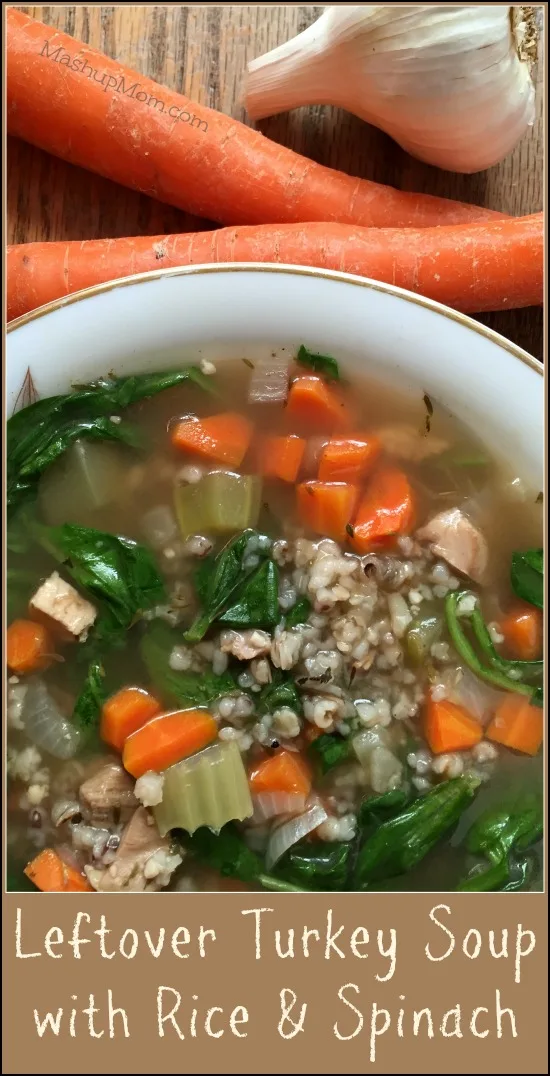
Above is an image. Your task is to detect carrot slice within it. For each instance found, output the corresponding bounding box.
[24,849,93,892]
[171,412,253,467]
[297,481,359,541]
[318,434,381,483]
[424,698,483,755]
[286,376,352,432]
[486,695,543,756]
[499,604,543,662]
[7,618,55,675]
[122,709,218,778]
[101,687,162,752]
[259,434,306,483]
[249,750,312,796]
[350,466,414,551]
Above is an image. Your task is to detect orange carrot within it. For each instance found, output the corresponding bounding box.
[486,695,543,756]
[122,709,218,778]
[287,377,353,432]
[249,750,312,796]
[7,618,55,675]
[7,216,542,323]
[259,435,306,483]
[297,481,359,541]
[350,466,414,551]
[101,687,162,752]
[499,604,543,662]
[171,412,253,467]
[24,849,93,892]
[424,698,483,755]
[6,11,505,245]
[318,434,381,483]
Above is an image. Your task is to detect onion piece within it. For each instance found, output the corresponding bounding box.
[352,725,390,768]
[248,354,289,404]
[22,678,82,760]
[252,792,306,824]
[447,666,508,725]
[265,802,328,870]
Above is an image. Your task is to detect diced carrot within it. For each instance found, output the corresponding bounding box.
[286,376,352,432]
[318,434,381,483]
[486,695,543,756]
[24,849,93,893]
[350,466,414,551]
[259,434,306,483]
[171,412,253,467]
[249,750,312,796]
[499,604,543,662]
[122,709,218,778]
[7,618,55,675]
[424,698,483,755]
[297,480,359,541]
[101,687,162,752]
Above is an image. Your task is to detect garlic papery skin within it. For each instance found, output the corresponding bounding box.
[245,5,539,174]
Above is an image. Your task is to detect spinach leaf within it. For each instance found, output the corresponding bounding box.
[308,733,353,774]
[296,345,340,381]
[354,776,479,887]
[7,366,213,513]
[256,670,302,716]
[219,560,280,629]
[141,621,237,708]
[274,841,351,891]
[184,823,305,892]
[73,661,107,730]
[469,604,543,679]
[6,868,37,893]
[284,596,312,628]
[185,529,272,642]
[457,793,543,892]
[45,523,166,648]
[445,591,540,702]
[357,787,412,827]
[511,549,543,610]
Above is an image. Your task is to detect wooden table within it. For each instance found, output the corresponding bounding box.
[8,4,544,358]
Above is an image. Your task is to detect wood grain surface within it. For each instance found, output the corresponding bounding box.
[7,4,544,357]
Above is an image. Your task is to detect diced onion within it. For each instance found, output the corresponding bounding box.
[265,801,328,870]
[248,355,290,404]
[252,792,306,824]
[447,666,507,724]
[22,678,82,760]
[352,725,390,768]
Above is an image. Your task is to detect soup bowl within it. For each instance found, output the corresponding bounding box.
[6,263,543,487]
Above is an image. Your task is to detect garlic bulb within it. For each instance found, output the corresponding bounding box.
[245,5,539,174]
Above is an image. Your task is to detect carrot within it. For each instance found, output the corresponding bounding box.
[499,604,543,662]
[24,848,93,893]
[259,435,306,483]
[424,698,483,755]
[122,709,218,778]
[350,466,414,551]
[249,750,312,796]
[287,377,353,432]
[297,481,359,541]
[7,11,505,241]
[171,412,253,467]
[7,214,542,323]
[7,618,55,675]
[101,687,162,752]
[318,434,381,483]
[486,695,543,756]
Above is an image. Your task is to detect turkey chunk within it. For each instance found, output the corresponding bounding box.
[84,807,182,892]
[29,571,96,638]
[417,508,488,582]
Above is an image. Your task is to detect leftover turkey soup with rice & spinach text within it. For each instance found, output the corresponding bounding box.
[6,348,543,894]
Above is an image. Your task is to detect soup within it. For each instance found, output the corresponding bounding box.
[6,348,543,894]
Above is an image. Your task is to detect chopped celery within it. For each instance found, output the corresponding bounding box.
[405,602,444,665]
[154,738,253,836]
[174,470,261,536]
[39,439,129,526]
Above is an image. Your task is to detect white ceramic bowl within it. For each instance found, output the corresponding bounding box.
[6,264,543,488]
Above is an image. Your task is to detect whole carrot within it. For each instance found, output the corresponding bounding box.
[7,215,543,321]
[7,9,506,231]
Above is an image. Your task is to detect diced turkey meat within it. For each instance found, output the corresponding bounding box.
[416,508,488,583]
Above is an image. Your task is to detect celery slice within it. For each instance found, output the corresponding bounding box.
[174,470,261,537]
[154,739,253,836]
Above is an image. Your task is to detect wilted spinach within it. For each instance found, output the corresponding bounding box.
[141,621,238,709]
[296,344,340,381]
[511,549,543,610]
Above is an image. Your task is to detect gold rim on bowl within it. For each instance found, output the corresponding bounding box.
[6,262,543,377]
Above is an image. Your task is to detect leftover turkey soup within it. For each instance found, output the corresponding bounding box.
[6,348,543,894]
